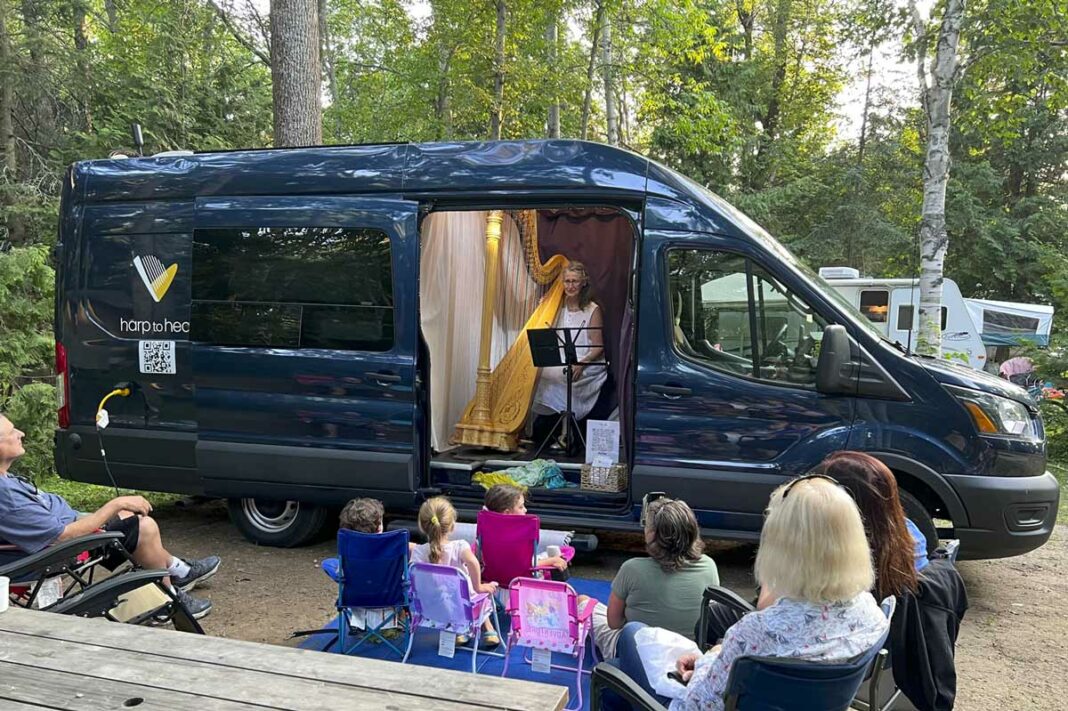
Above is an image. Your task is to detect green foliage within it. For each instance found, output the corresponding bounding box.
[0,245,56,480]
[0,246,54,387]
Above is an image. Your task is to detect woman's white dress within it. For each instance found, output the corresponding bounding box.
[532,302,607,420]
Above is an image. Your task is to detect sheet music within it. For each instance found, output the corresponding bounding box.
[585,419,620,464]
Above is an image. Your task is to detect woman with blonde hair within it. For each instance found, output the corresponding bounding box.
[531,260,608,452]
[610,476,889,710]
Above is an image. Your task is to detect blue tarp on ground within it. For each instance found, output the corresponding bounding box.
[299,577,614,711]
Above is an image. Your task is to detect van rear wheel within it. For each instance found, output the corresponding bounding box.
[227,498,329,547]
[899,489,939,556]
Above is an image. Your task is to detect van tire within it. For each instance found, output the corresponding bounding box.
[898,489,939,555]
[227,498,330,547]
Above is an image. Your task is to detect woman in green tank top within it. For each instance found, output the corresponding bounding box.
[579,498,720,658]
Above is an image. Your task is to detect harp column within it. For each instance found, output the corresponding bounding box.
[468,210,505,429]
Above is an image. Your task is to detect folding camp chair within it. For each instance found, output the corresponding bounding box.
[591,597,895,711]
[404,561,504,673]
[0,531,129,609]
[501,577,598,711]
[476,510,575,589]
[309,528,411,657]
[0,531,204,633]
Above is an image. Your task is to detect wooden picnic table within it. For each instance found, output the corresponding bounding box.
[0,607,568,710]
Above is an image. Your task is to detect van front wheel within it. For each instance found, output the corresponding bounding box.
[898,489,939,556]
[227,498,329,547]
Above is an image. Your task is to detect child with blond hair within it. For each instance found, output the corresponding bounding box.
[411,496,500,647]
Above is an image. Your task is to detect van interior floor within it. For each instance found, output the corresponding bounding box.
[429,447,629,511]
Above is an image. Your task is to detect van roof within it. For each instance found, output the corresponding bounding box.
[74,140,665,203]
[69,139,798,253]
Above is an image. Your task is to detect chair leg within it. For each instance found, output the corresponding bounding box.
[472,625,482,674]
[401,616,418,664]
[337,610,346,655]
[501,636,514,678]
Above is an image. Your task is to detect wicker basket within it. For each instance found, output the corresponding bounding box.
[580,463,629,493]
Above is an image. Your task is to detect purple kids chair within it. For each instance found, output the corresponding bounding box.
[404,561,504,673]
[476,510,575,589]
[502,577,598,711]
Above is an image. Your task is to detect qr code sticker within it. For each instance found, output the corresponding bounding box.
[139,340,176,374]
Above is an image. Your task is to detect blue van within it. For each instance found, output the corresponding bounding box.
[53,140,1059,558]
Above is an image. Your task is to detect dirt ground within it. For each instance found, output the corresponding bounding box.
[154,500,1067,710]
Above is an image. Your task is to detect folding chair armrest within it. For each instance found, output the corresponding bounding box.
[703,585,756,613]
[590,662,667,711]
[470,592,490,605]
[0,531,127,579]
[47,568,169,616]
[698,585,755,650]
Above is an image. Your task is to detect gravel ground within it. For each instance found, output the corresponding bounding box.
[153,500,1067,710]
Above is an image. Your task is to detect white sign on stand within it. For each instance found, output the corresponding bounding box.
[531,647,552,674]
[585,419,620,465]
[438,631,456,658]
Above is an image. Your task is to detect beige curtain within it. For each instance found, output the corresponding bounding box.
[420,212,542,452]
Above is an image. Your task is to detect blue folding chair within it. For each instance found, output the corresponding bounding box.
[320,528,411,657]
[591,597,895,711]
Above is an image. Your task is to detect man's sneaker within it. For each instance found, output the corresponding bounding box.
[172,555,221,592]
[174,588,212,620]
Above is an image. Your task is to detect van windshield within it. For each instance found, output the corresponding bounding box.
[693,185,891,344]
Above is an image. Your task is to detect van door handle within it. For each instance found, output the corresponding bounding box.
[649,384,692,398]
[371,372,401,384]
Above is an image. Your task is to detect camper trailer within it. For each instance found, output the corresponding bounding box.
[53,141,1059,560]
[820,267,988,370]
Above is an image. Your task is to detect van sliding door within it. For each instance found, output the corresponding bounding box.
[190,196,420,508]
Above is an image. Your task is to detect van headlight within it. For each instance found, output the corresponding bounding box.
[946,385,1036,439]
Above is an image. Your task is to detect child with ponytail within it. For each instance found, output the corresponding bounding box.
[411,496,500,647]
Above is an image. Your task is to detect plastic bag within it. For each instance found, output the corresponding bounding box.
[634,625,701,699]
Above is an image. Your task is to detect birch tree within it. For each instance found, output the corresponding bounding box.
[911,0,965,356]
[270,0,322,146]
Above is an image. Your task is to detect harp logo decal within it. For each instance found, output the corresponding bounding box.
[133,254,178,302]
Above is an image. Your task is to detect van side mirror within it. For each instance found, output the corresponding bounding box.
[816,324,910,400]
[816,324,853,394]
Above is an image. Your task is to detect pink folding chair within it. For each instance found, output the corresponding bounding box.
[403,562,504,673]
[476,510,575,589]
[502,577,598,711]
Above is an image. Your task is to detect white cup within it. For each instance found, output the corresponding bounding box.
[546,545,561,558]
[0,576,9,613]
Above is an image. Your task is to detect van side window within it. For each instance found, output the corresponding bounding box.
[896,304,949,332]
[859,290,889,322]
[669,249,827,386]
[192,227,394,351]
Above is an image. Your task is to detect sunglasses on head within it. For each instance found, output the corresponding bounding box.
[764,473,840,517]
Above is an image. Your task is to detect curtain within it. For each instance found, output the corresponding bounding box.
[420,211,543,452]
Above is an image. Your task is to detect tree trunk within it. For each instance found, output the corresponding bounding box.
[73,0,92,133]
[490,0,507,140]
[546,14,560,138]
[318,0,338,112]
[748,0,792,190]
[913,0,964,357]
[0,2,23,244]
[580,0,605,140]
[270,0,322,147]
[736,0,755,61]
[601,10,617,145]
[435,44,454,140]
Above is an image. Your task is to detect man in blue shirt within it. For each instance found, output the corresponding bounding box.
[0,414,219,619]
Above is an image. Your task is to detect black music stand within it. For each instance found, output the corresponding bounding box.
[528,326,584,458]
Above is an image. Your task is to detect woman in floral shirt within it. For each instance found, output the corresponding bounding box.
[612,475,889,711]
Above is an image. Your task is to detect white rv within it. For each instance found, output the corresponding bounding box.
[820,267,987,370]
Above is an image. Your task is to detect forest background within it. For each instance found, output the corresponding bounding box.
[0,0,1065,503]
